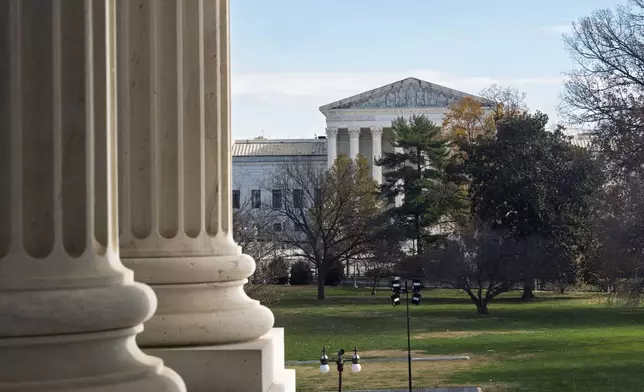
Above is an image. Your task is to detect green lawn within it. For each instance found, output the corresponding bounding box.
[271,286,644,392]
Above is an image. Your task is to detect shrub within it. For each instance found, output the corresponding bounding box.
[290,261,312,285]
[324,259,345,286]
[267,257,290,285]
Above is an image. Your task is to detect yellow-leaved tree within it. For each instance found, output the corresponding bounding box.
[441,96,495,144]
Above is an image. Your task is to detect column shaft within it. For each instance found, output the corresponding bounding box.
[371,127,383,183]
[326,127,338,168]
[348,127,361,160]
[117,0,273,346]
[0,1,183,390]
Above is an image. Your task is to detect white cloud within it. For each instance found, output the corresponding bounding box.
[231,70,563,101]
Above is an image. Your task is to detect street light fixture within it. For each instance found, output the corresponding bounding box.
[319,346,361,392]
[391,277,401,306]
[412,278,422,305]
[389,276,423,392]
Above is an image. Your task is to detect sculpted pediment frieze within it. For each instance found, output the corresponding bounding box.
[320,77,494,112]
[336,82,459,109]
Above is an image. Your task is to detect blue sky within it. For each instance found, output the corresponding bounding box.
[230,0,624,140]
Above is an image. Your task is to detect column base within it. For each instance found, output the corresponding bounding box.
[0,326,186,392]
[144,328,295,392]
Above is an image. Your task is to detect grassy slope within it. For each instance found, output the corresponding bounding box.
[272,286,644,392]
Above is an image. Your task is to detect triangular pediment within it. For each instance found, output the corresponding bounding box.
[319,77,494,112]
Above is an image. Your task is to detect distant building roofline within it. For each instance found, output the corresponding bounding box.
[233,138,324,144]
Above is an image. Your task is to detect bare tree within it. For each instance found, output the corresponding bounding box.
[269,154,381,299]
[587,175,644,297]
[562,0,644,176]
[414,224,555,314]
[479,84,528,120]
[362,231,403,295]
[232,172,286,285]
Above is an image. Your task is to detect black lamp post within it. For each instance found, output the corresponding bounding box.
[320,346,361,392]
[390,276,423,392]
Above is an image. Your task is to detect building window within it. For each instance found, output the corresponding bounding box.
[314,188,322,206]
[273,222,282,232]
[232,190,240,209]
[252,190,261,208]
[293,189,303,208]
[272,189,282,209]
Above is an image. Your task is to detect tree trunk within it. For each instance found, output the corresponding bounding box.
[316,273,326,300]
[316,263,326,300]
[521,278,536,301]
[559,287,566,295]
[463,287,490,315]
[371,280,377,295]
[478,300,490,315]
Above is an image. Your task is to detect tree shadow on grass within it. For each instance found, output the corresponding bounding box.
[277,294,489,307]
[276,305,644,360]
[276,287,599,308]
[415,330,644,357]
[492,295,595,303]
[447,355,644,392]
[277,301,644,331]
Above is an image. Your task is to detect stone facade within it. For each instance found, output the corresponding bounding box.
[231,77,494,190]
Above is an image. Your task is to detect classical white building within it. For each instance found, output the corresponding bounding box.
[320,77,495,182]
[231,78,593,257]
[232,78,594,198]
[232,139,327,211]
[233,77,494,200]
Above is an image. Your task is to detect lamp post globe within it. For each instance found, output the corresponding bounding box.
[320,348,331,373]
[351,347,361,373]
[318,346,361,392]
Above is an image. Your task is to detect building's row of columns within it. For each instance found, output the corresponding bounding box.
[0,1,184,390]
[326,127,383,183]
[0,1,293,391]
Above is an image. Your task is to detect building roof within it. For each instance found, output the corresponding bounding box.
[233,139,327,157]
[319,77,495,112]
[569,133,593,148]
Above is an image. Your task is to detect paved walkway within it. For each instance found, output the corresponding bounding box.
[286,355,471,365]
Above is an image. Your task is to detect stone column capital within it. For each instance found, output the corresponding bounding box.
[325,127,338,138]
[370,127,383,137]
[348,127,361,138]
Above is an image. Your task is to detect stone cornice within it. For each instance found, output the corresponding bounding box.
[324,107,448,123]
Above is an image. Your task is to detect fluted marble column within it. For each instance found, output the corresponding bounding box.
[326,127,338,168]
[349,127,361,159]
[0,1,184,391]
[371,127,383,183]
[116,0,273,347]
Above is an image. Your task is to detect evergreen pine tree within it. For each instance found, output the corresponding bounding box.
[378,115,468,255]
